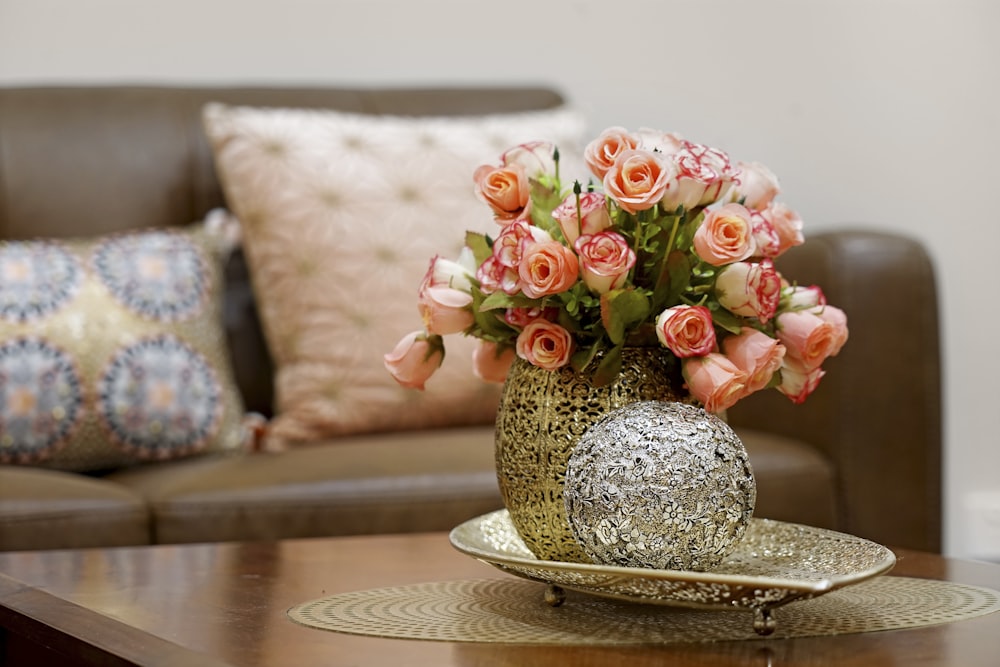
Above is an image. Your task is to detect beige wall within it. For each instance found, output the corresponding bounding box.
[2,0,998,557]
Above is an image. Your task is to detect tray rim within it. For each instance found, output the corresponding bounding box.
[449,509,897,597]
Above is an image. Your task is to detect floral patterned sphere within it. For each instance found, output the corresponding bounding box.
[563,401,756,571]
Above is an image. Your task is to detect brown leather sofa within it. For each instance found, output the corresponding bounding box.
[0,86,942,553]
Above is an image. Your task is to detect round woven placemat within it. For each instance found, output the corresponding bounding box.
[287,576,1000,644]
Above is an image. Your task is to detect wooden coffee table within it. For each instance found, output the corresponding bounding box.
[1,530,999,666]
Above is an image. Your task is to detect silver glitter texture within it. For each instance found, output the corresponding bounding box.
[564,401,756,571]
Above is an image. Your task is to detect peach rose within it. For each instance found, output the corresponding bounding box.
[517,240,580,299]
[493,219,552,269]
[472,340,517,384]
[731,161,780,211]
[715,259,782,324]
[515,320,574,370]
[603,149,673,214]
[473,162,530,224]
[776,308,844,370]
[777,357,825,404]
[813,305,849,356]
[661,142,738,212]
[655,305,716,358]
[682,353,748,414]
[692,203,757,266]
[759,202,804,256]
[383,331,444,390]
[721,327,786,395]
[552,191,612,246]
[584,126,639,180]
[500,141,557,179]
[574,231,636,294]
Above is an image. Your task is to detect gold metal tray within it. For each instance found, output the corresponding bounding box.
[449,509,896,635]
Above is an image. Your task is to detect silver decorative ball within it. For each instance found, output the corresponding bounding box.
[563,401,756,571]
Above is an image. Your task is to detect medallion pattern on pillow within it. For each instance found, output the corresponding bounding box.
[98,334,224,460]
[0,221,247,471]
[0,242,82,322]
[203,103,587,448]
[93,231,209,321]
[0,337,84,462]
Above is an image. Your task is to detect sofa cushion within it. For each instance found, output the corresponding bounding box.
[105,426,505,544]
[202,103,587,450]
[0,216,248,471]
[0,466,149,550]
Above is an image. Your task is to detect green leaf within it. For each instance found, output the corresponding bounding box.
[600,289,651,345]
[711,308,746,335]
[478,291,537,312]
[465,231,492,266]
[570,341,601,374]
[591,345,623,387]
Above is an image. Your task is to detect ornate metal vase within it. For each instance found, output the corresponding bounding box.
[494,347,688,563]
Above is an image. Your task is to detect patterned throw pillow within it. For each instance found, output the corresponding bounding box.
[203,103,587,450]
[0,216,248,471]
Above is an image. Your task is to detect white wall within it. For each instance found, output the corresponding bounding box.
[2,0,998,558]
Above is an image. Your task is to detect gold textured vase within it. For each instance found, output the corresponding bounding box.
[494,347,689,563]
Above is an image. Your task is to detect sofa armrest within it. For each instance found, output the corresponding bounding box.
[727,229,943,552]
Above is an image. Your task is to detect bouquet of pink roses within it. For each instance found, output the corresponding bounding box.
[384,126,848,413]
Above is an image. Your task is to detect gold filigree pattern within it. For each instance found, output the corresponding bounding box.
[494,347,689,563]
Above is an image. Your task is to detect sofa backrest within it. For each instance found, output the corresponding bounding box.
[0,85,568,414]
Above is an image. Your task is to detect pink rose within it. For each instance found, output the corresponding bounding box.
[783,284,826,310]
[776,308,844,370]
[603,149,673,214]
[574,231,636,294]
[721,327,786,395]
[504,306,558,328]
[420,252,476,294]
[759,202,804,256]
[635,127,685,155]
[472,340,517,384]
[493,219,552,268]
[655,305,717,358]
[500,141,557,179]
[682,352,748,413]
[518,240,580,299]
[661,141,738,212]
[473,163,530,224]
[731,161,780,211]
[584,126,639,180]
[777,357,825,404]
[515,320,574,370]
[417,255,475,335]
[417,286,474,335]
[692,203,757,266]
[715,259,782,324]
[552,191,612,246]
[383,331,444,390]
